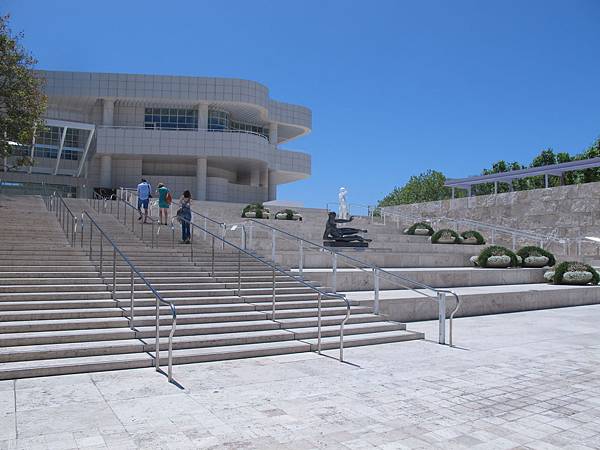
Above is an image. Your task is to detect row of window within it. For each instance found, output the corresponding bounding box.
[34,145,80,160]
[143,107,268,137]
[144,108,198,130]
[36,126,81,148]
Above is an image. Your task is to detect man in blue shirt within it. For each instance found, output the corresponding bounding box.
[137,178,152,223]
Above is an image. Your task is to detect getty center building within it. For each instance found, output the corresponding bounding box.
[5,70,312,202]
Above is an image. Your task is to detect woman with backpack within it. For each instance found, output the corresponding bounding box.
[178,190,192,244]
[157,183,172,225]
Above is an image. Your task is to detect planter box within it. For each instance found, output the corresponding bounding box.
[486,255,512,268]
[523,256,550,268]
[563,271,594,285]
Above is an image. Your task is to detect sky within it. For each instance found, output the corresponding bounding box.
[4,0,600,208]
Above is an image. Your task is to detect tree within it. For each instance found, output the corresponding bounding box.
[378,170,454,206]
[0,14,46,170]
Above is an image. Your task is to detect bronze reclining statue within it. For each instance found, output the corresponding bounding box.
[323,212,371,247]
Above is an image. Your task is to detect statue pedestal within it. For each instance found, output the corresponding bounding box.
[323,240,369,248]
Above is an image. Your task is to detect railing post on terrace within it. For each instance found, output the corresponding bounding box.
[241,226,246,250]
[540,239,544,249]
[317,293,322,354]
[299,240,304,280]
[220,224,225,251]
[203,217,207,240]
[491,229,496,245]
[80,214,84,248]
[112,248,117,301]
[438,291,447,345]
[332,252,338,293]
[374,268,380,314]
[130,269,135,330]
[89,223,93,258]
[171,224,175,249]
[578,240,582,257]
[512,234,516,250]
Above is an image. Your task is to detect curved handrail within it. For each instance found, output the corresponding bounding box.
[117,196,351,361]
[98,125,270,141]
[237,215,460,346]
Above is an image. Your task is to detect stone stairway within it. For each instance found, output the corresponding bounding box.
[0,195,422,380]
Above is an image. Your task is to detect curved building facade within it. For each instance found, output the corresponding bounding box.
[4,70,312,201]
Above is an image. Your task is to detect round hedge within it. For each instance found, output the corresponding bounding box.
[477,245,518,268]
[553,261,599,285]
[516,246,556,267]
[242,203,269,219]
[405,222,434,236]
[431,229,461,244]
[461,230,485,245]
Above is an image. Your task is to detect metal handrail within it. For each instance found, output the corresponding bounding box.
[46,191,78,246]
[65,193,177,382]
[116,196,352,361]
[229,214,460,346]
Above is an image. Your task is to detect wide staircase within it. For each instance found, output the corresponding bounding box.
[0,195,422,380]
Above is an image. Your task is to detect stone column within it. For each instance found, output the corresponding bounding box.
[102,99,114,126]
[250,167,260,187]
[198,104,209,130]
[196,157,207,200]
[99,155,112,187]
[268,170,276,200]
[268,123,278,145]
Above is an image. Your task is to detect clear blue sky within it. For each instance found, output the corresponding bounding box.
[4,0,600,207]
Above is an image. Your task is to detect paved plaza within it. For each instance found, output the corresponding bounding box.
[2,305,600,449]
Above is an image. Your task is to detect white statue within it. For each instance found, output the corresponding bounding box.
[338,187,349,220]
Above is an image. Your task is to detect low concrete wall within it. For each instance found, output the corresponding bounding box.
[383,181,600,259]
[359,286,600,323]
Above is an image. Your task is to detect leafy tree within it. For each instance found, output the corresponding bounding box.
[378,170,455,206]
[0,14,46,170]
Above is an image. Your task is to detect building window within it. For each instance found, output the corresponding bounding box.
[209,109,268,138]
[208,109,229,131]
[144,108,198,130]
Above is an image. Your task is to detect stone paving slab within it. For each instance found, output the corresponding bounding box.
[1,304,600,449]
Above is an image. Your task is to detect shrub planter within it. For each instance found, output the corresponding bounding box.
[431,229,461,244]
[460,230,485,245]
[552,261,599,285]
[275,209,303,221]
[242,203,270,219]
[476,245,518,268]
[516,246,556,268]
[404,222,434,236]
[543,270,555,282]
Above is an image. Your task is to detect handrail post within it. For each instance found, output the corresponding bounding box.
[99,234,103,278]
[131,205,134,232]
[374,268,380,314]
[271,268,276,318]
[141,215,144,240]
[203,217,207,240]
[112,248,117,301]
[271,229,276,262]
[89,223,93,258]
[332,252,337,293]
[237,250,242,295]
[241,226,246,250]
[317,293,322,354]
[80,213,84,248]
[171,223,175,248]
[438,292,447,345]
[130,270,135,330]
[155,297,160,371]
[220,224,225,251]
[491,229,496,245]
[211,235,215,276]
[299,240,304,280]
[512,234,516,250]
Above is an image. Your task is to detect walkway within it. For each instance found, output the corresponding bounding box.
[2,305,600,449]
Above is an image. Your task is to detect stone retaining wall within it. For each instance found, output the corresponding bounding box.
[383,181,600,260]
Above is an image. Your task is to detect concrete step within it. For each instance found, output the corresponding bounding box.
[287,321,406,339]
[137,319,281,338]
[301,329,424,350]
[0,353,153,380]
[0,317,130,333]
[0,299,118,311]
[0,327,136,347]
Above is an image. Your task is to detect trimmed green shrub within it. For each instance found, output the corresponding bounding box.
[477,245,518,268]
[516,246,556,267]
[242,203,269,219]
[431,229,461,244]
[553,261,599,285]
[461,230,485,245]
[405,222,434,236]
[275,209,302,221]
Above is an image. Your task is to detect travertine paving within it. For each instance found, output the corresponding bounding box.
[2,305,600,449]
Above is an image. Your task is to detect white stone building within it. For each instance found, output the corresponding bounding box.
[3,70,312,201]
